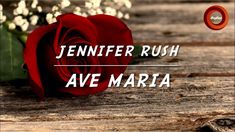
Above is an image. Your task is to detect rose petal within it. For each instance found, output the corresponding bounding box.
[88,14,133,72]
[24,24,57,98]
[54,13,98,56]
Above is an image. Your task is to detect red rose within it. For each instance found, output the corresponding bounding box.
[24,14,133,98]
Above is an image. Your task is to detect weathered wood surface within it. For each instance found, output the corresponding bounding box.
[129,3,234,44]
[0,45,234,131]
[127,46,235,76]
[1,1,235,132]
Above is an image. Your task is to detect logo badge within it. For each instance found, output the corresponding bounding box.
[204,5,229,30]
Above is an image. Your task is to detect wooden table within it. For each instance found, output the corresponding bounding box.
[1,2,234,132]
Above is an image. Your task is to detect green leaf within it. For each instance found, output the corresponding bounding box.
[0,25,27,82]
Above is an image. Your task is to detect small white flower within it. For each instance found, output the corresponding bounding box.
[0,5,3,16]
[73,7,82,15]
[54,11,61,17]
[14,7,23,15]
[81,13,87,17]
[47,17,57,24]
[0,4,4,24]
[117,11,123,18]
[125,1,132,9]
[13,9,18,15]
[124,13,130,19]
[0,4,3,11]
[105,7,116,16]
[46,13,56,24]
[52,18,57,23]
[37,6,42,12]
[74,7,81,12]
[88,9,96,15]
[85,2,92,9]
[18,0,26,9]
[46,13,53,19]
[21,19,29,31]
[13,16,24,26]
[96,8,103,14]
[91,0,101,8]
[60,0,70,9]
[30,15,39,25]
[74,11,81,16]
[31,0,38,8]
[22,8,29,16]
[8,23,16,30]
[0,15,6,24]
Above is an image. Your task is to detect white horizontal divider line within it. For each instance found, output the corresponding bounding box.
[54,65,180,67]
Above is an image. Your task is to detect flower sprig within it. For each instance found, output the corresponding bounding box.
[8,0,43,31]
[1,0,132,32]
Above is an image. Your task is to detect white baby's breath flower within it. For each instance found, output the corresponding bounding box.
[74,11,81,15]
[31,0,38,8]
[0,4,3,11]
[96,8,103,14]
[124,1,132,8]
[46,19,53,24]
[73,7,82,15]
[124,13,130,19]
[0,4,4,24]
[117,11,123,18]
[14,7,23,15]
[105,7,116,16]
[0,15,6,24]
[46,13,56,24]
[21,19,29,31]
[74,7,81,12]
[81,13,87,17]
[54,11,61,17]
[8,23,16,30]
[30,15,39,25]
[13,16,24,26]
[60,0,70,9]
[37,6,42,12]
[46,13,53,19]
[88,9,96,15]
[13,9,18,15]
[0,4,3,16]
[85,2,92,9]
[18,0,26,9]
[91,0,101,8]
[47,18,56,24]
[22,8,29,16]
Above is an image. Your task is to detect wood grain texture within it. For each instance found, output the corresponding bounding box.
[0,46,234,131]
[129,3,234,43]
[0,77,234,131]
[1,1,235,132]
[127,46,235,76]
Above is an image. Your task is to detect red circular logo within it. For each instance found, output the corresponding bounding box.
[204,5,229,30]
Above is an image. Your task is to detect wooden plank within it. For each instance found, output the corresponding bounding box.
[128,46,235,76]
[0,46,235,131]
[129,3,235,43]
[0,77,234,131]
